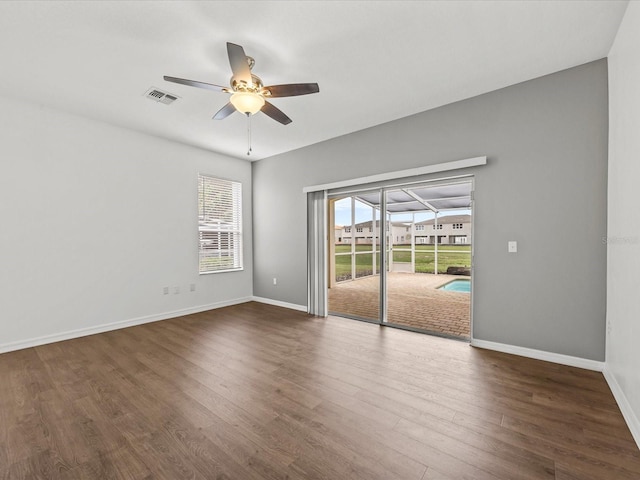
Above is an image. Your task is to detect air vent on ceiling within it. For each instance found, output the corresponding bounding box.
[144,87,179,105]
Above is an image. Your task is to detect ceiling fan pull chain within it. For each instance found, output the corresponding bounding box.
[246,113,252,156]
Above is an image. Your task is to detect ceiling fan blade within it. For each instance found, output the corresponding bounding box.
[213,102,236,120]
[261,101,292,125]
[265,83,320,98]
[227,42,252,84]
[163,76,226,92]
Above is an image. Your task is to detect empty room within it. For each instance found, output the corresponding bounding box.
[1,1,640,479]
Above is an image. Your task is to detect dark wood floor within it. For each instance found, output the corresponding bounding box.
[1,302,639,479]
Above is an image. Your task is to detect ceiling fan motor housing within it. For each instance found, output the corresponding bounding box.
[231,74,270,97]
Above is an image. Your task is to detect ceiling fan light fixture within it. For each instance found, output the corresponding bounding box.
[230,91,265,115]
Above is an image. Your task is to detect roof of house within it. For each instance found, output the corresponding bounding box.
[417,214,471,226]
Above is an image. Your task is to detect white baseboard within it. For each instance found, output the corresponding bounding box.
[471,339,605,372]
[251,296,308,312]
[0,296,253,354]
[603,366,640,450]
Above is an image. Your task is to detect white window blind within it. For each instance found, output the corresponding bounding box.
[198,174,243,274]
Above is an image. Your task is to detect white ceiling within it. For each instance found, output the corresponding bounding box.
[0,1,627,161]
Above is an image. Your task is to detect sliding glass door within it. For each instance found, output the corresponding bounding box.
[326,179,473,340]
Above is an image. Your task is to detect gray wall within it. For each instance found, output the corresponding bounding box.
[253,59,608,361]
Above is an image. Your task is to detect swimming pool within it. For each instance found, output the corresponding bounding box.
[438,279,471,293]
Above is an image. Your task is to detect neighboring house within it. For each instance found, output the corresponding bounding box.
[336,220,400,245]
[415,214,471,244]
[336,215,471,245]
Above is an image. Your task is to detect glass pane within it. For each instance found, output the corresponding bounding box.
[328,193,380,322]
[385,185,472,339]
[333,197,352,282]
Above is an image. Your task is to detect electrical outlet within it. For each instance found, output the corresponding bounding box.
[173,286,180,294]
[162,286,169,295]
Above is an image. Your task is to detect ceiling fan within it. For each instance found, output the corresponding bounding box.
[164,42,319,126]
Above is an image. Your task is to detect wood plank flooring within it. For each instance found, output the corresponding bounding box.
[1,301,638,479]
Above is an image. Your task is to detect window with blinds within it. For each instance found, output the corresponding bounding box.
[198,174,243,274]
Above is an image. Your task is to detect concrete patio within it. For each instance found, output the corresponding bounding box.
[328,272,471,340]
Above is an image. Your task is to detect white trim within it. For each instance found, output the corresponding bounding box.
[0,297,252,354]
[469,179,476,344]
[302,156,487,193]
[471,339,605,372]
[603,366,640,449]
[251,296,308,313]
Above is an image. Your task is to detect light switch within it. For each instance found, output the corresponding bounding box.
[508,241,518,253]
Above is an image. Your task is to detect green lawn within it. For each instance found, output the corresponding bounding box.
[334,244,470,279]
[335,250,378,280]
[335,245,379,254]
